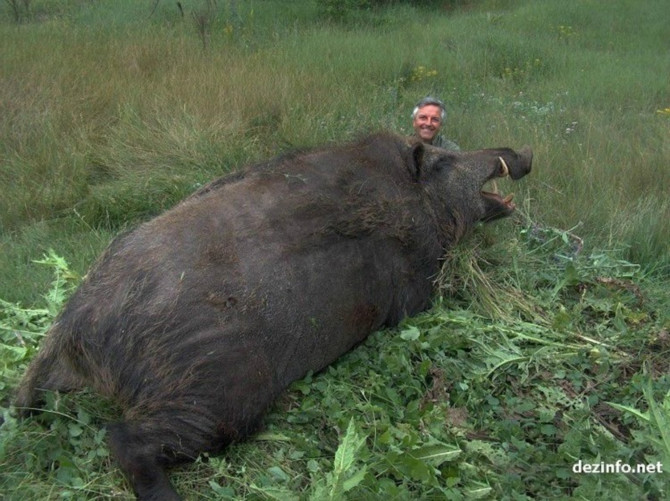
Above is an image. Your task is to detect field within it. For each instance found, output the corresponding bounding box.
[1,0,669,499]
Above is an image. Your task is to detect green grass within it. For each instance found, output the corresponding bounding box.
[2,225,669,499]
[1,0,669,499]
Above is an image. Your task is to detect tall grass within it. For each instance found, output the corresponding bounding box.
[2,1,669,300]
[1,1,670,499]
[0,5,667,295]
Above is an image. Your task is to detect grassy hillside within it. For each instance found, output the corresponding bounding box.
[1,0,669,499]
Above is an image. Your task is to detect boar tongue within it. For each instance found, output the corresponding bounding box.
[482,178,514,207]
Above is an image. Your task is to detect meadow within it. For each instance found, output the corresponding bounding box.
[1,0,669,499]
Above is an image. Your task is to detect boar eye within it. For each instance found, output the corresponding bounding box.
[434,159,453,174]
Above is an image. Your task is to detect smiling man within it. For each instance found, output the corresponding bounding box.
[411,96,460,150]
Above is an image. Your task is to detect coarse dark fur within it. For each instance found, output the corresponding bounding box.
[15,133,532,500]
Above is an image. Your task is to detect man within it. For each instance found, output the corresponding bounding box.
[411,96,460,150]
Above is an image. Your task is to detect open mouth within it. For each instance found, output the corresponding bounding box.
[481,157,517,219]
[481,190,515,209]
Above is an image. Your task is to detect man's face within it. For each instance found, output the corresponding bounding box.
[412,104,443,143]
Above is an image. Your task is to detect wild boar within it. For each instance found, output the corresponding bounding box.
[15,133,532,500]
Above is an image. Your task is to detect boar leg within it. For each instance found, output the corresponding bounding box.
[107,407,235,501]
[108,420,184,501]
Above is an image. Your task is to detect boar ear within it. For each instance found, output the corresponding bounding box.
[407,142,425,182]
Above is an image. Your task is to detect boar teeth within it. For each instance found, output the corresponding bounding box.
[503,193,515,203]
[491,181,499,194]
[498,157,509,177]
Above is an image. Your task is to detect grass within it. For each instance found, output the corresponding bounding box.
[1,0,669,499]
[2,223,669,499]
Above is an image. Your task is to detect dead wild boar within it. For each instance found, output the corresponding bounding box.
[15,133,532,500]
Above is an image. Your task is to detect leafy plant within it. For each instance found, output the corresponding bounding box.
[0,250,79,399]
[1,0,669,498]
[31,250,80,317]
[3,0,30,22]
[309,419,368,500]
[607,373,670,475]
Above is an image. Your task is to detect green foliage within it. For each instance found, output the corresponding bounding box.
[318,0,465,24]
[2,223,668,499]
[607,375,670,474]
[309,419,368,500]
[3,0,28,22]
[319,0,372,22]
[0,252,123,499]
[0,250,78,390]
[1,0,670,499]
[31,250,80,316]
[3,0,668,273]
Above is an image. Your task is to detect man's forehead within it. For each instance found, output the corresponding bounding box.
[417,105,442,117]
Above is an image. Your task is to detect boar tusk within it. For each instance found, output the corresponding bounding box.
[498,157,509,177]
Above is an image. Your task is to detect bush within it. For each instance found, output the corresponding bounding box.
[318,0,466,22]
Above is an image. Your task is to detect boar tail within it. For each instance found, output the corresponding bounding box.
[13,324,84,417]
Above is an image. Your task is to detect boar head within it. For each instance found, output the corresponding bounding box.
[406,142,533,227]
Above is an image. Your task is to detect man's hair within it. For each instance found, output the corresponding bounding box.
[412,96,446,121]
